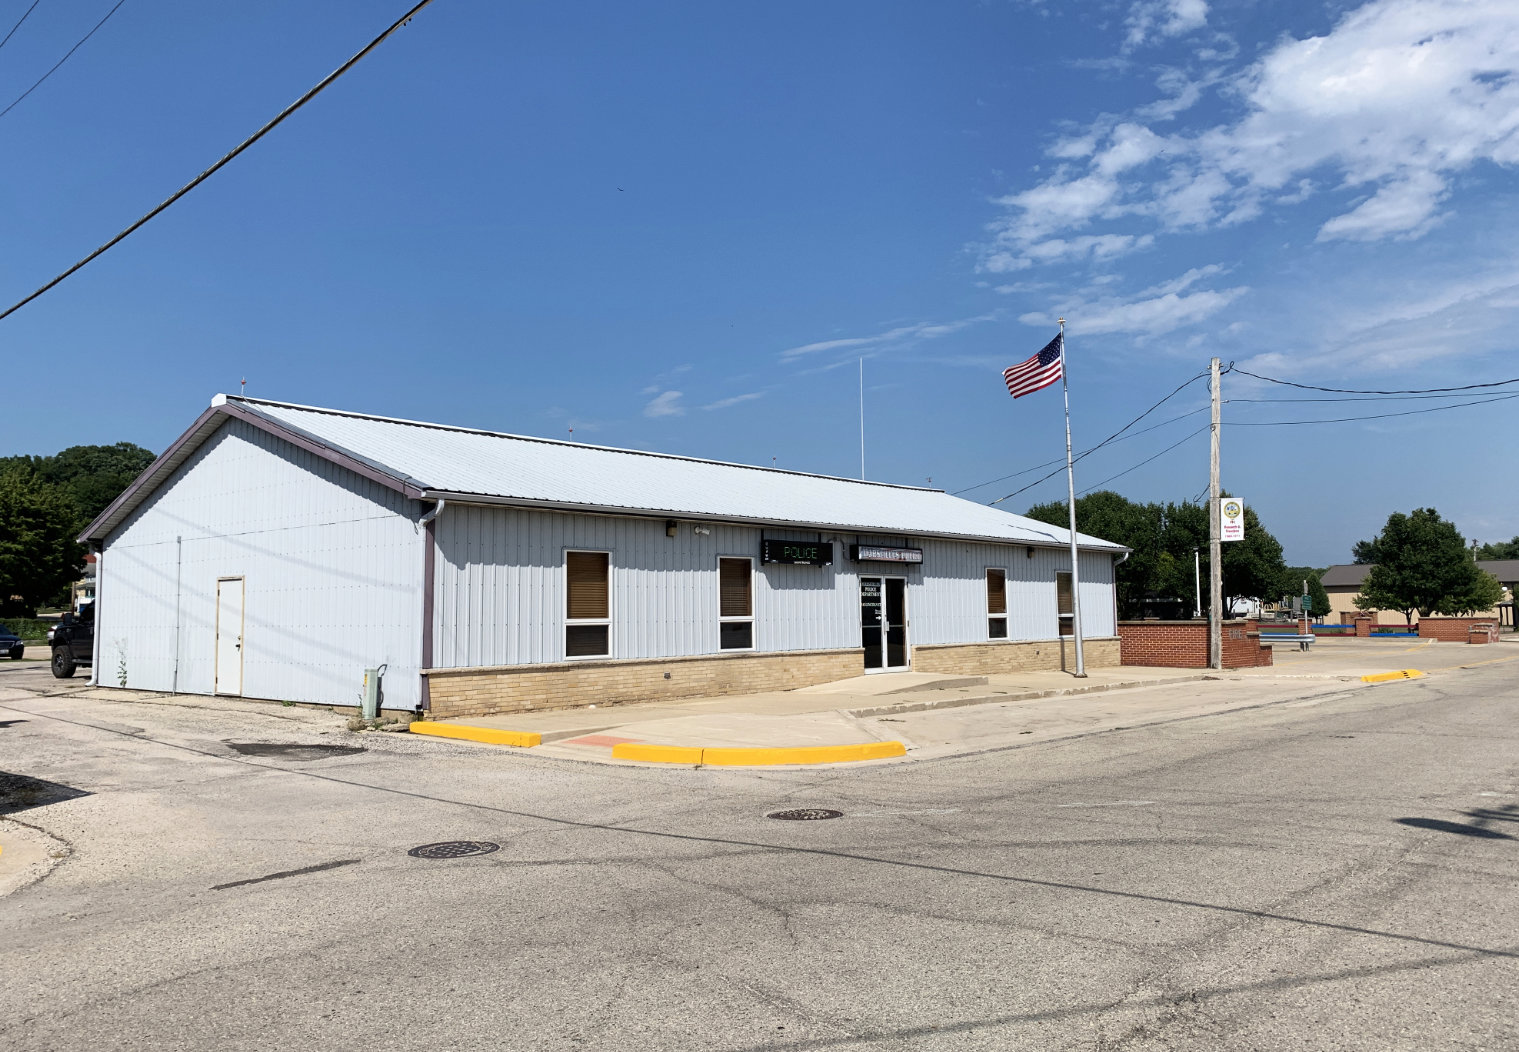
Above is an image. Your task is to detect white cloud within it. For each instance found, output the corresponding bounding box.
[1020,266,1247,336]
[983,0,1519,267]
[1315,169,1447,241]
[779,314,996,361]
[643,391,684,417]
[1125,0,1209,50]
[700,392,764,411]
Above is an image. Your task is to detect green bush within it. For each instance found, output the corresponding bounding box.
[0,617,56,642]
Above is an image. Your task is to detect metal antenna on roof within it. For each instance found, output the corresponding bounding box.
[859,357,866,480]
[240,377,246,396]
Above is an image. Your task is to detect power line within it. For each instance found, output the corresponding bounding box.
[1226,390,1508,404]
[951,403,1208,496]
[1231,365,1519,396]
[1078,426,1210,496]
[0,0,126,122]
[0,0,42,55]
[1226,391,1519,427]
[985,369,1211,506]
[0,0,438,325]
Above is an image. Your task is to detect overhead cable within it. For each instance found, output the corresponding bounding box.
[1231,366,1519,396]
[0,0,42,55]
[1078,426,1210,496]
[952,403,1208,496]
[0,0,126,122]
[1226,391,1519,427]
[985,369,1211,506]
[0,0,437,324]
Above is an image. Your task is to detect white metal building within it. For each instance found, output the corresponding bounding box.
[81,395,1127,715]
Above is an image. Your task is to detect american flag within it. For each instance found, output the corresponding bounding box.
[1003,333,1064,398]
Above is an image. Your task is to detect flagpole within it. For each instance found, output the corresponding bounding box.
[1058,317,1087,677]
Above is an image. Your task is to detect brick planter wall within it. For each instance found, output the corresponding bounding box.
[913,636,1120,676]
[1117,620,1272,669]
[424,647,863,719]
[1417,617,1497,642]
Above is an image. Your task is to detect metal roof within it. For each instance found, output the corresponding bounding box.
[1322,561,1519,589]
[83,395,1127,552]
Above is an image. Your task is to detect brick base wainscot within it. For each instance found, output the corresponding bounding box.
[424,647,865,719]
[1117,619,1273,669]
[912,636,1120,676]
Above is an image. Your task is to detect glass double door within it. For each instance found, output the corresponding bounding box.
[860,576,908,671]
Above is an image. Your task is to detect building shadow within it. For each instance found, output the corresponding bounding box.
[0,771,92,815]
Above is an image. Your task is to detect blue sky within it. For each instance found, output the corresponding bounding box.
[2,0,1516,567]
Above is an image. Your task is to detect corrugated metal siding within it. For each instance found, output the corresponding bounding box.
[238,399,1124,552]
[907,541,1115,645]
[101,418,422,707]
[433,508,1119,667]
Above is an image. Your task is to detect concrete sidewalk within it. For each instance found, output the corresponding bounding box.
[419,636,1519,766]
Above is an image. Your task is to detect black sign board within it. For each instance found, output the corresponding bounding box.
[851,544,923,564]
[761,539,833,566]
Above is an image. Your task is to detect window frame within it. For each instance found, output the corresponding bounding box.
[1055,570,1074,637]
[986,567,1008,640]
[564,549,611,659]
[718,555,755,651]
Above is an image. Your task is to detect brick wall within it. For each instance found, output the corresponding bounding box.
[1417,617,1499,642]
[425,648,863,719]
[1117,620,1272,669]
[913,637,1120,676]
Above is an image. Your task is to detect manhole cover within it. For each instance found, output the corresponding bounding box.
[766,808,844,821]
[225,742,366,761]
[407,840,501,859]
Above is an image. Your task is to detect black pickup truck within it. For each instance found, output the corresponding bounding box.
[50,607,94,678]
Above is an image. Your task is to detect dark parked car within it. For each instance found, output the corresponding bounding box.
[50,606,94,678]
[0,623,25,660]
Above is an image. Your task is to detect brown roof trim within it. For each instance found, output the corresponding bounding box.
[78,400,426,544]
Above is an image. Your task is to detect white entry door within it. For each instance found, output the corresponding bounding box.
[215,577,244,696]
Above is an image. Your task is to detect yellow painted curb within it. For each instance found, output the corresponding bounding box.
[409,722,541,748]
[610,743,705,764]
[610,740,907,766]
[1361,669,1425,684]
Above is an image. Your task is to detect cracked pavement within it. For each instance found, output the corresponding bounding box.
[1,663,1516,1050]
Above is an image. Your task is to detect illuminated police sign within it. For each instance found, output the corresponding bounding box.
[761,539,833,566]
[851,544,923,564]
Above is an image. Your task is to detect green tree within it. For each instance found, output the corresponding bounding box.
[1354,508,1504,623]
[1025,492,1290,620]
[1217,501,1289,615]
[1474,536,1519,560]
[1025,491,1162,619]
[0,467,84,616]
[1282,566,1332,619]
[36,443,156,527]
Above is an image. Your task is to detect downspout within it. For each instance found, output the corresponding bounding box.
[88,543,103,685]
[417,499,445,712]
[172,535,182,694]
[1114,550,1129,632]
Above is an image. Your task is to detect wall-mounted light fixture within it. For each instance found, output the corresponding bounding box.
[693,525,711,536]
[1026,546,1035,558]
[666,520,678,538]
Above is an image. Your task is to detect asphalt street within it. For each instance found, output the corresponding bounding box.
[1,664,1515,1051]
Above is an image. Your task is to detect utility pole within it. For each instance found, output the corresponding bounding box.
[1208,357,1223,670]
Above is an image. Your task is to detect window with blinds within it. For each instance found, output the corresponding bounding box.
[719,557,753,650]
[565,550,610,657]
[1056,571,1074,636]
[986,569,1008,639]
